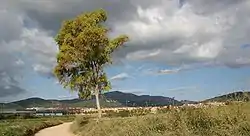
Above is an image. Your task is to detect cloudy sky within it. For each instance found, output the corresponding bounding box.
[1,0,250,102]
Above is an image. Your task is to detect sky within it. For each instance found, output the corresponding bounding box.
[1,0,250,102]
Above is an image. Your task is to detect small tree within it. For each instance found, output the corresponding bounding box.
[53,9,129,118]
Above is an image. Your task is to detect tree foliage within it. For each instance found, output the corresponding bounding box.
[53,9,129,100]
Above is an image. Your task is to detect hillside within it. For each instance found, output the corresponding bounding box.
[12,98,53,108]
[3,91,249,110]
[203,91,250,102]
[1,91,180,109]
[104,91,182,106]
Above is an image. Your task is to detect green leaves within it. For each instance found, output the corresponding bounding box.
[53,9,129,99]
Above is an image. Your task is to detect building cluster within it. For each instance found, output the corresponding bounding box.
[73,101,226,114]
[182,102,226,108]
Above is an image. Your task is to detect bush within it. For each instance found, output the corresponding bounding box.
[0,114,38,120]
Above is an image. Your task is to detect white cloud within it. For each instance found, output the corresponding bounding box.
[0,7,57,97]
[1,0,250,99]
[126,49,161,60]
[13,27,57,77]
[142,64,187,75]
[15,59,24,66]
[164,85,200,96]
[158,68,181,75]
[110,73,132,81]
[114,0,250,68]
[145,62,221,75]
[3,0,249,81]
[174,38,223,59]
[3,0,250,74]
[166,86,198,92]
[33,64,51,75]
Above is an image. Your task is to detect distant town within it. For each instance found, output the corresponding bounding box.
[1,101,226,117]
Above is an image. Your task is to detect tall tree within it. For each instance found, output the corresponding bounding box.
[53,9,129,118]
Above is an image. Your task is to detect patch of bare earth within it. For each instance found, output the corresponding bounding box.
[35,122,75,136]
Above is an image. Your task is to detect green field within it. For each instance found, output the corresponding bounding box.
[72,102,250,136]
[0,116,74,136]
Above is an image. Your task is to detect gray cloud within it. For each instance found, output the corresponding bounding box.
[8,0,138,33]
[113,0,250,68]
[0,10,23,42]
[4,0,250,64]
[0,1,58,98]
[0,33,27,98]
[0,0,250,99]
[0,69,27,98]
[0,85,27,98]
[4,0,250,74]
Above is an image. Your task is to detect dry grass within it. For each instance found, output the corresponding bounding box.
[72,102,250,136]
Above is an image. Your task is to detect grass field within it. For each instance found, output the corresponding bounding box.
[0,116,74,136]
[72,102,250,136]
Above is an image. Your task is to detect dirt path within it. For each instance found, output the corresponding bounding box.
[35,122,75,136]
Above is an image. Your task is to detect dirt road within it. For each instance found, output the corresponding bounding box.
[35,122,75,136]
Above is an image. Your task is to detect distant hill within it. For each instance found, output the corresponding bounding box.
[2,91,249,110]
[12,98,53,108]
[1,91,181,109]
[203,91,250,102]
[104,91,182,106]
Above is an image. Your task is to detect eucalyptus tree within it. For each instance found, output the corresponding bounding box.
[53,9,129,118]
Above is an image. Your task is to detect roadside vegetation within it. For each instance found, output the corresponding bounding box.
[72,102,250,136]
[0,116,74,136]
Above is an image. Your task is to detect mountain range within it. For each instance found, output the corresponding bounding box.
[203,91,250,102]
[1,91,249,109]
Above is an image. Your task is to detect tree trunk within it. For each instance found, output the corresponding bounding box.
[95,90,102,119]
